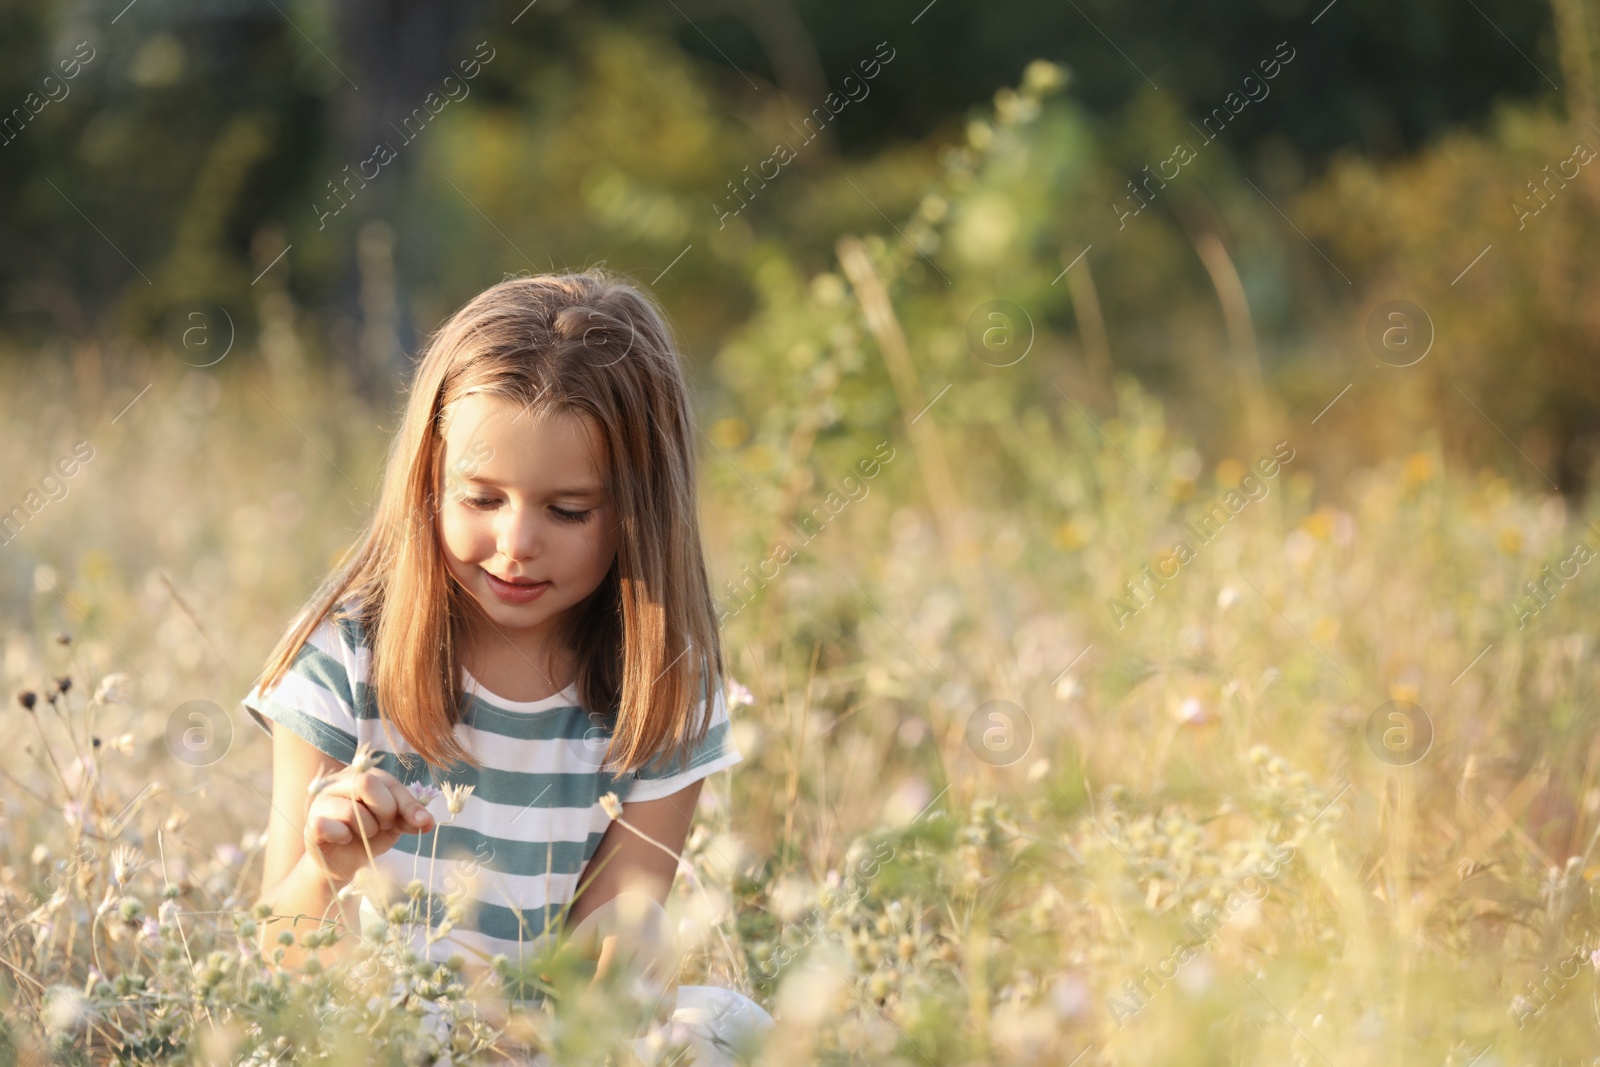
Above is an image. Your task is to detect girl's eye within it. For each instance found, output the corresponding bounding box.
[461,496,500,511]
[551,506,593,524]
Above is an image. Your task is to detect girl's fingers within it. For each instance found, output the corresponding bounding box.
[324,772,435,834]
[309,815,352,845]
[322,771,400,830]
[350,772,399,830]
[379,776,436,833]
[311,795,381,842]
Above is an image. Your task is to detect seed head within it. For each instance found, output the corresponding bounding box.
[349,742,379,776]
[55,676,71,694]
[598,792,623,821]
[440,782,475,817]
[17,691,37,712]
[92,673,134,706]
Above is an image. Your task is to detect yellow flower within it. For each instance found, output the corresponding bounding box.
[1302,509,1336,541]
[1404,453,1434,486]
[707,417,747,450]
[1052,520,1089,552]
[1214,458,1245,488]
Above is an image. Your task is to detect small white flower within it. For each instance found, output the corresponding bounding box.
[725,679,755,708]
[91,672,135,706]
[349,742,379,776]
[598,792,623,821]
[109,846,144,887]
[43,984,90,1033]
[440,782,475,817]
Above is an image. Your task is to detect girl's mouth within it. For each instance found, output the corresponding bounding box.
[483,570,551,604]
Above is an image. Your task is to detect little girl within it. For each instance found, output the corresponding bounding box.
[244,270,771,1062]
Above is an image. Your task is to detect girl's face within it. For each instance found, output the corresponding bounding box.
[436,395,619,648]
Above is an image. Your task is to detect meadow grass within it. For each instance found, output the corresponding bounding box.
[1,342,1598,1065]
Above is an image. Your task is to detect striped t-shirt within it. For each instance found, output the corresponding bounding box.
[242,602,742,968]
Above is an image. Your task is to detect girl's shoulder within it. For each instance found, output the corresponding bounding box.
[267,595,375,694]
[296,595,374,657]
[244,596,378,756]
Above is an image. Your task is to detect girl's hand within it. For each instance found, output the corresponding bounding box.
[303,767,436,885]
[561,892,678,998]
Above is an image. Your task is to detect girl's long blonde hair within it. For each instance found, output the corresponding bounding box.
[252,268,721,776]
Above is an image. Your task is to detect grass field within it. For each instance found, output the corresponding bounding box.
[2,335,1599,1067]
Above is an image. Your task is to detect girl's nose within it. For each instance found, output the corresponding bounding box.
[497,508,542,561]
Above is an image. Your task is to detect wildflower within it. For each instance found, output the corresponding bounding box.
[307,772,333,797]
[55,676,71,694]
[599,792,623,820]
[350,742,379,775]
[441,782,475,817]
[16,691,36,712]
[110,846,144,887]
[725,679,755,708]
[102,733,135,755]
[1174,697,1210,727]
[54,632,71,646]
[92,673,134,705]
[1404,452,1434,485]
[42,985,89,1033]
[407,781,442,806]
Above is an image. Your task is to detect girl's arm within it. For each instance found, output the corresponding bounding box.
[258,727,359,968]
[562,779,704,989]
[568,778,704,928]
[255,728,435,968]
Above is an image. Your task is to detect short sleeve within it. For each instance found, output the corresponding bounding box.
[626,675,743,802]
[241,614,363,766]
